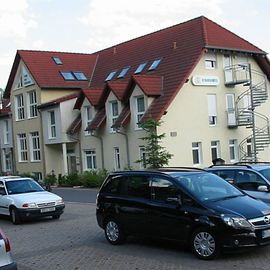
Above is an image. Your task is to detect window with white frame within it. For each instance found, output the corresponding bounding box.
[229,139,238,162]
[247,138,253,157]
[17,133,28,162]
[114,147,121,170]
[205,52,217,69]
[135,96,145,129]
[84,150,97,170]
[28,91,37,118]
[139,146,146,169]
[211,140,220,161]
[110,101,119,132]
[3,120,9,144]
[207,94,217,126]
[84,106,92,135]
[2,150,12,172]
[48,110,56,138]
[15,94,25,120]
[192,142,202,165]
[29,132,41,162]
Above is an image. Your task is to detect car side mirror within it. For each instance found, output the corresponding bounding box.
[257,185,269,192]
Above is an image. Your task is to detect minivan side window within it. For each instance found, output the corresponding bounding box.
[102,176,123,194]
[214,170,235,183]
[126,176,150,199]
[235,171,266,191]
[151,177,179,202]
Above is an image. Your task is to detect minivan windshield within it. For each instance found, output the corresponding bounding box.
[6,179,44,195]
[171,172,243,202]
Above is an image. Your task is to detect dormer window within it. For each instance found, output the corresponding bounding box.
[135,96,145,129]
[52,57,62,65]
[110,101,119,132]
[134,62,147,74]
[60,72,76,80]
[117,66,130,78]
[105,71,117,81]
[148,58,161,71]
[73,72,87,81]
[205,53,216,69]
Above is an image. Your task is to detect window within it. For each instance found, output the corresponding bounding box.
[235,171,266,191]
[52,57,62,65]
[139,146,146,169]
[105,71,117,81]
[226,94,236,126]
[148,58,161,71]
[28,91,37,118]
[135,96,145,129]
[229,139,238,162]
[17,133,28,162]
[114,147,121,170]
[211,141,220,161]
[85,150,97,170]
[48,111,56,138]
[73,72,87,81]
[30,132,41,162]
[151,177,179,202]
[110,101,119,132]
[207,94,217,126]
[0,181,6,195]
[3,120,9,144]
[134,62,147,74]
[192,142,202,165]
[126,176,150,199]
[117,66,130,78]
[84,106,92,135]
[224,54,233,83]
[205,52,216,69]
[102,176,123,194]
[15,94,25,120]
[247,138,253,157]
[60,72,76,80]
[2,150,12,172]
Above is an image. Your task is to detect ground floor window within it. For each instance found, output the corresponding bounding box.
[17,133,28,162]
[139,146,146,169]
[192,142,202,165]
[84,150,97,170]
[2,149,12,172]
[114,147,121,170]
[30,132,41,162]
[211,140,220,161]
[229,139,238,162]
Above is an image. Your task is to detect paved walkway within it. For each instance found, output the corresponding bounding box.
[1,203,270,270]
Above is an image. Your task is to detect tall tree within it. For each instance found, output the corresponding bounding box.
[138,118,173,169]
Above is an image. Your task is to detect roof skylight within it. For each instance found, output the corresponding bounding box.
[53,57,62,65]
[134,62,147,74]
[60,72,76,80]
[117,66,130,78]
[148,58,162,71]
[105,71,117,81]
[73,72,87,81]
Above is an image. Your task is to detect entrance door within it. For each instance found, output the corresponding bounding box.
[67,151,77,174]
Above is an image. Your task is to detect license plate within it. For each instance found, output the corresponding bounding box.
[262,229,270,239]
[40,207,55,213]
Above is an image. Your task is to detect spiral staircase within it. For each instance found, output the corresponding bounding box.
[225,64,269,161]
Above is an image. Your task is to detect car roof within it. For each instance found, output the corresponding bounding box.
[207,164,270,171]
[0,176,33,182]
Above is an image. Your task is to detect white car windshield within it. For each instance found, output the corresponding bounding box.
[6,179,44,195]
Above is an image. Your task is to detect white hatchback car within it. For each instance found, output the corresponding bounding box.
[0,227,17,269]
[0,176,65,224]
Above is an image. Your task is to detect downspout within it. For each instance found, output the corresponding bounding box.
[116,128,130,169]
[90,131,104,170]
[38,109,47,179]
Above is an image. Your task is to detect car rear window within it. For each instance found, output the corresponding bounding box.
[102,176,123,194]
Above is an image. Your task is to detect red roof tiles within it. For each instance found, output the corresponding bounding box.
[38,93,79,109]
[73,88,103,109]
[86,108,106,131]
[111,105,131,129]
[67,114,82,135]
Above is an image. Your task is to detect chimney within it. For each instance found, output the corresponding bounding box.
[113,47,117,55]
[173,41,177,50]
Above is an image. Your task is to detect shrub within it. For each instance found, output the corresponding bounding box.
[81,169,108,188]
[44,174,57,186]
[59,173,83,187]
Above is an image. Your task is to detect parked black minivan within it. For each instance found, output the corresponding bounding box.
[96,168,270,259]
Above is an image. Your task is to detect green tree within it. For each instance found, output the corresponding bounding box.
[137,118,173,169]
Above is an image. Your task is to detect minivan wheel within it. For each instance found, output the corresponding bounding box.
[191,228,219,260]
[10,207,21,225]
[104,218,125,245]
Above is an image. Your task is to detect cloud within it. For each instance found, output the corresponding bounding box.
[78,0,224,51]
[0,0,37,42]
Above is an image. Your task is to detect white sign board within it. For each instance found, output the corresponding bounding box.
[192,76,219,86]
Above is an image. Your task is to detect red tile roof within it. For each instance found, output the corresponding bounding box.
[111,105,131,129]
[86,108,106,131]
[67,114,82,135]
[38,93,79,109]
[0,99,11,117]
[107,81,129,101]
[4,50,97,98]
[73,88,103,109]
[132,75,162,96]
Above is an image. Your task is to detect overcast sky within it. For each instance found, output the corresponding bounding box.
[0,0,269,90]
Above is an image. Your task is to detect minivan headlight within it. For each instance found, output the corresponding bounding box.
[221,214,253,230]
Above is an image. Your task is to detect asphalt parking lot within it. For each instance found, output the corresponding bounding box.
[1,202,270,270]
